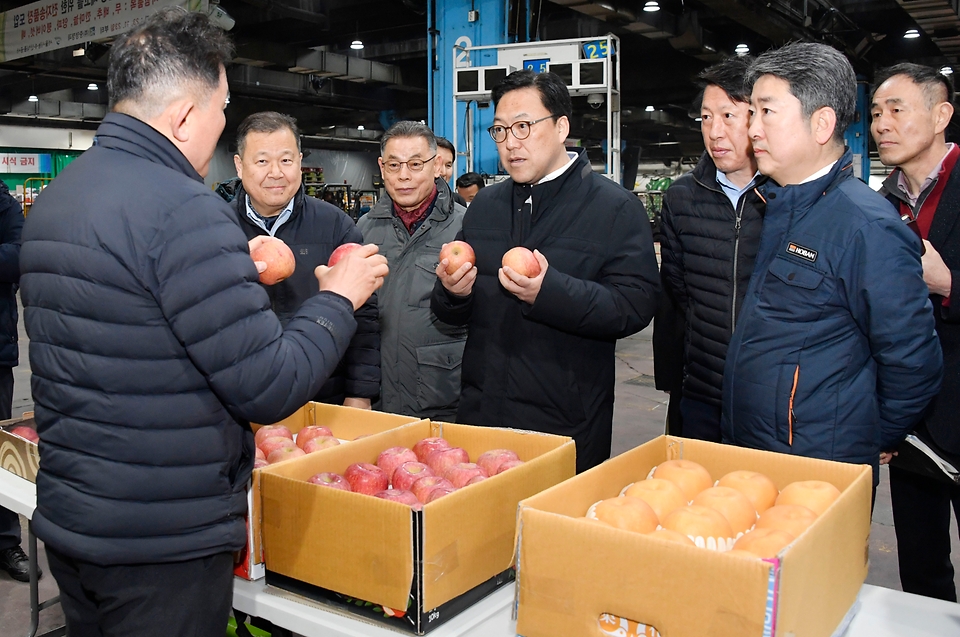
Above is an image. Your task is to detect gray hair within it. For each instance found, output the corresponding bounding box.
[236,111,301,156]
[380,121,437,157]
[745,42,856,146]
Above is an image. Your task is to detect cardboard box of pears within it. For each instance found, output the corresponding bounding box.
[515,435,873,637]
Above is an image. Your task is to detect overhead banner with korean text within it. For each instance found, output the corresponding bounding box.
[0,0,206,63]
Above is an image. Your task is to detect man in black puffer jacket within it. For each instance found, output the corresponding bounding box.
[656,57,764,442]
[19,10,388,636]
[231,112,380,409]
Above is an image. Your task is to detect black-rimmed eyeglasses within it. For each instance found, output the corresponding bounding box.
[487,115,558,143]
[381,154,437,173]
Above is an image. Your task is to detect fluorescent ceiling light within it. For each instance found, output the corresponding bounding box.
[28,95,38,102]
[645,105,655,112]
[904,29,920,39]
[643,1,660,12]
[941,66,953,76]
[350,40,364,50]
[87,83,98,90]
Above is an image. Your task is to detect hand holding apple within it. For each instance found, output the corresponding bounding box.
[499,248,548,304]
[250,236,296,285]
[315,243,389,311]
[436,243,478,298]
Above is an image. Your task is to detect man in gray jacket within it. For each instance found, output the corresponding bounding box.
[358,122,467,420]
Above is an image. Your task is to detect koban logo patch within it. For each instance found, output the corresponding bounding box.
[786,242,818,263]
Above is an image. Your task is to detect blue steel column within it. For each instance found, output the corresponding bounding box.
[843,81,871,182]
[432,0,512,177]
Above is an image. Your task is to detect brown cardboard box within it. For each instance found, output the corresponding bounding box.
[0,413,39,482]
[516,436,872,637]
[259,420,575,633]
[236,402,422,580]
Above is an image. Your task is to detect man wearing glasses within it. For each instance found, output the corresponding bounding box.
[432,70,660,472]
[358,121,468,420]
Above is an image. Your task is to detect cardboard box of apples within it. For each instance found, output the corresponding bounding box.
[0,413,40,482]
[258,419,575,634]
[515,436,872,637]
[236,402,423,580]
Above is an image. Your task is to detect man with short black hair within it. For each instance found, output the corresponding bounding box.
[20,9,387,635]
[722,43,942,480]
[432,70,659,472]
[436,137,466,206]
[872,62,960,601]
[656,56,763,442]
[455,172,485,204]
[232,111,380,409]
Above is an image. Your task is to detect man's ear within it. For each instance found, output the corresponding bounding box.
[169,100,194,144]
[935,101,955,135]
[812,106,838,146]
[556,115,570,142]
[233,153,243,179]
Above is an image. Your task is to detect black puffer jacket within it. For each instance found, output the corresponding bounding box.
[21,113,358,565]
[658,153,764,407]
[233,184,380,404]
[0,180,22,367]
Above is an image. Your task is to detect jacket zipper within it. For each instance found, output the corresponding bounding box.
[788,365,799,446]
[731,196,746,333]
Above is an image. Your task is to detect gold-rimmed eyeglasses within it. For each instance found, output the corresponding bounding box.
[380,154,437,174]
[487,115,558,143]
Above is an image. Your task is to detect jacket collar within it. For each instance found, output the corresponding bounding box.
[368,177,456,221]
[93,112,203,183]
[758,148,854,210]
[234,182,305,220]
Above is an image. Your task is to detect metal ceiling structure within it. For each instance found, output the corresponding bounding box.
[0,0,958,162]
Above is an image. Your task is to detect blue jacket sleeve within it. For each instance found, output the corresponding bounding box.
[150,194,358,424]
[340,220,381,400]
[845,217,943,450]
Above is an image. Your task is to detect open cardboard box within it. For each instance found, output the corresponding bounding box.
[259,420,575,634]
[515,436,872,637]
[0,412,39,482]
[236,402,422,580]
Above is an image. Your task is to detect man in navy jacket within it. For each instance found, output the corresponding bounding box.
[722,43,942,479]
[19,9,387,636]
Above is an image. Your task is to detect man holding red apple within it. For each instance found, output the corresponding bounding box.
[432,70,660,472]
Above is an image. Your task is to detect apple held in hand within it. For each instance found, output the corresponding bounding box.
[426,447,470,476]
[308,472,352,491]
[413,437,451,463]
[296,426,334,450]
[303,436,340,454]
[345,463,390,495]
[411,476,455,503]
[10,425,39,443]
[502,247,540,278]
[377,447,418,484]
[443,463,489,488]
[259,436,296,457]
[255,425,293,447]
[476,449,519,476]
[267,446,305,465]
[392,462,434,491]
[252,236,296,285]
[439,241,475,275]
[328,242,363,267]
[374,489,422,509]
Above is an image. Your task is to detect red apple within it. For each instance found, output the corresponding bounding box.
[502,246,540,278]
[10,425,39,443]
[476,449,520,476]
[392,461,435,491]
[374,489,422,509]
[426,447,470,476]
[439,241,476,275]
[413,437,451,463]
[303,436,340,454]
[296,426,334,449]
[254,458,269,469]
[308,472,352,491]
[345,463,389,495]
[425,487,457,503]
[255,447,266,462]
[443,462,489,488]
[377,447,418,483]
[497,459,525,473]
[259,436,296,457]
[251,236,296,285]
[255,425,293,447]
[467,474,487,486]
[411,476,455,503]
[328,242,362,267]
[267,446,305,464]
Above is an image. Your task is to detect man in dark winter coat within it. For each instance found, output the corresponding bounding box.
[656,56,763,442]
[722,43,942,480]
[0,179,28,583]
[432,70,660,473]
[872,63,960,602]
[19,10,388,636]
[232,111,380,409]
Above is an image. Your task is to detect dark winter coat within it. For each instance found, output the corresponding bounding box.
[657,153,764,406]
[431,151,660,473]
[883,159,960,458]
[721,150,943,473]
[357,179,467,420]
[21,113,359,565]
[232,183,380,404]
[0,180,23,367]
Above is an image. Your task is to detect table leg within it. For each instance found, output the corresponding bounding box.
[26,521,65,637]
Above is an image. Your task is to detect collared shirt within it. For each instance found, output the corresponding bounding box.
[716,169,760,208]
[523,151,579,209]
[798,160,839,185]
[896,143,956,209]
[245,195,294,237]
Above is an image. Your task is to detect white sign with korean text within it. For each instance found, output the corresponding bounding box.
[0,153,52,173]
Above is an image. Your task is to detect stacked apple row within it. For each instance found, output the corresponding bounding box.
[307,437,525,508]
[254,424,344,467]
[585,459,842,558]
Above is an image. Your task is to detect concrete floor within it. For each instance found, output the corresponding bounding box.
[2,315,959,634]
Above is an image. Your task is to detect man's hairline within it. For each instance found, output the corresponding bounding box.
[236,126,301,158]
